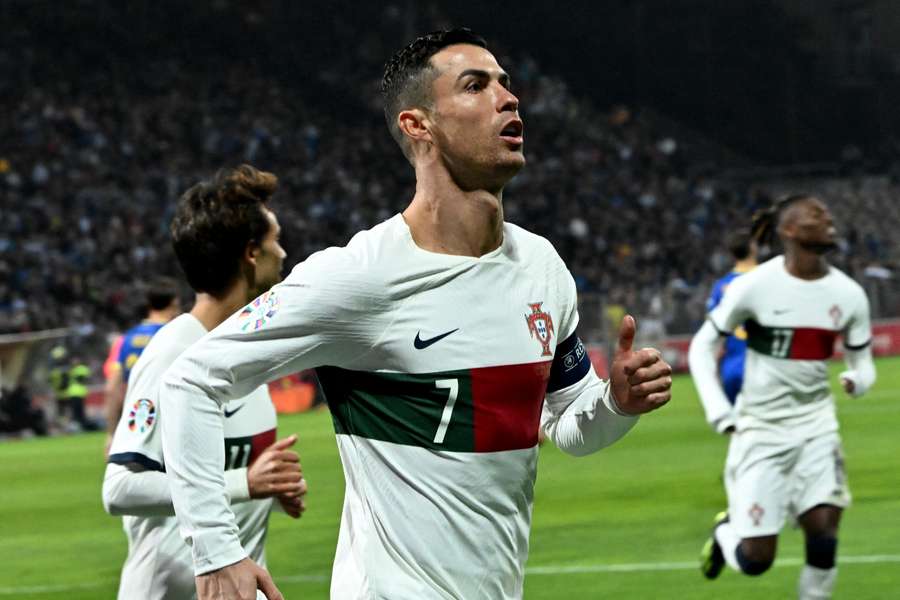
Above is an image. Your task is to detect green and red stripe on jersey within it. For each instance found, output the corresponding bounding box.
[744,319,839,360]
[317,361,552,453]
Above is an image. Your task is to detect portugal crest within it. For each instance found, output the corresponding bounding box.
[829,304,842,329]
[525,302,554,357]
[749,502,765,527]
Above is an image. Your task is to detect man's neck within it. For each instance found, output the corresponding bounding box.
[145,310,172,324]
[733,258,757,273]
[784,248,828,280]
[190,284,250,332]
[402,168,505,257]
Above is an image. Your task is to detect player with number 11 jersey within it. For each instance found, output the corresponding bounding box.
[105,314,276,600]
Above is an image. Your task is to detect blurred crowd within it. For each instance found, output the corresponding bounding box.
[2,3,898,368]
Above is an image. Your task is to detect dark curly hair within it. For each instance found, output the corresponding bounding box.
[171,164,277,296]
[726,227,754,261]
[382,28,487,162]
[750,193,814,248]
[144,276,179,311]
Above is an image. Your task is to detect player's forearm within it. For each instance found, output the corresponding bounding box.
[688,320,735,433]
[101,464,251,517]
[102,463,176,516]
[542,372,638,457]
[840,345,876,397]
[160,370,246,576]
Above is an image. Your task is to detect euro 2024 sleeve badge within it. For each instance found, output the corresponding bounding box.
[238,290,280,332]
[128,398,156,434]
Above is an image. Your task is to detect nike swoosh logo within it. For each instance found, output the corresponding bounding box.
[224,404,245,418]
[414,328,459,349]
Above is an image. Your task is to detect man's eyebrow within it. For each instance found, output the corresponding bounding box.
[456,69,511,86]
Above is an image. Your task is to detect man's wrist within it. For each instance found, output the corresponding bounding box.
[225,468,251,503]
[603,383,635,417]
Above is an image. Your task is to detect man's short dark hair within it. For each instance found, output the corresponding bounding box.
[726,228,753,261]
[145,276,179,311]
[382,28,487,162]
[171,164,277,296]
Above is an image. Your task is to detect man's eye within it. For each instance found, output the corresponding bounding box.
[466,82,483,92]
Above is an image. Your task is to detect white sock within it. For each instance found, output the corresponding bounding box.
[714,520,742,572]
[797,565,837,599]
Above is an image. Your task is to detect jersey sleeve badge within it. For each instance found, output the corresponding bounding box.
[238,290,280,332]
[127,398,156,434]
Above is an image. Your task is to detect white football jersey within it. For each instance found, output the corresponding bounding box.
[161,215,625,599]
[708,255,871,439]
[108,314,275,600]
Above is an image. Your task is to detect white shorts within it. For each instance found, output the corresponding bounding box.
[724,430,850,538]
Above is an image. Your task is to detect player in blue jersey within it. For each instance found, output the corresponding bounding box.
[705,228,758,405]
[103,277,181,455]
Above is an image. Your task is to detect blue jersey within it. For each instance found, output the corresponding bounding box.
[117,321,166,384]
[706,269,751,404]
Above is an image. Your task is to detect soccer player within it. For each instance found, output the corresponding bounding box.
[705,228,758,405]
[103,276,181,455]
[689,194,876,599]
[103,165,306,600]
[160,29,673,600]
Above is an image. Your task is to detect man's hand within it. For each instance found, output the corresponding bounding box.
[277,489,307,519]
[610,315,673,415]
[840,376,855,395]
[195,557,282,600]
[247,435,304,499]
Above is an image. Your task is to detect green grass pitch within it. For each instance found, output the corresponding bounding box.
[1,357,898,598]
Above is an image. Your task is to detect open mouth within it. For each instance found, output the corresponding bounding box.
[499,120,524,144]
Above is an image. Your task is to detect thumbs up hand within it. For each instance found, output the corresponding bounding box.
[610,315,673,415]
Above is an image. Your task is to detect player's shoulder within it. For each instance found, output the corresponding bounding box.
[826,264,868,299]
[710,259,772,304]
[710,273,730,295]
[503,221,566,268]
[736,255,782,285]
[281,215,403,292]
[129,315,205,381]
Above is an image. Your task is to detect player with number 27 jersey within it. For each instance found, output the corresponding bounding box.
[700,255,871,439]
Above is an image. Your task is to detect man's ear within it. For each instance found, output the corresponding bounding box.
[244,242,260,267]
[777,218,795,240]
[398,108,432,146]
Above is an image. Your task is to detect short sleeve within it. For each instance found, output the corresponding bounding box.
[844,288,872,350]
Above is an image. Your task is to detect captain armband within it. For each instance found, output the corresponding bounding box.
[547,333,591,393]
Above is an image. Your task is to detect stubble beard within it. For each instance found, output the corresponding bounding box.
[798,239,838,255]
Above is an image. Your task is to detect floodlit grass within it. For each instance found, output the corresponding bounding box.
[1,357,897,598]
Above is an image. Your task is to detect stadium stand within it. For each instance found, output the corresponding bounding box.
[1,2,898,395]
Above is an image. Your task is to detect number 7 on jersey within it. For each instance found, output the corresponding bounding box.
[433,379,459,444]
